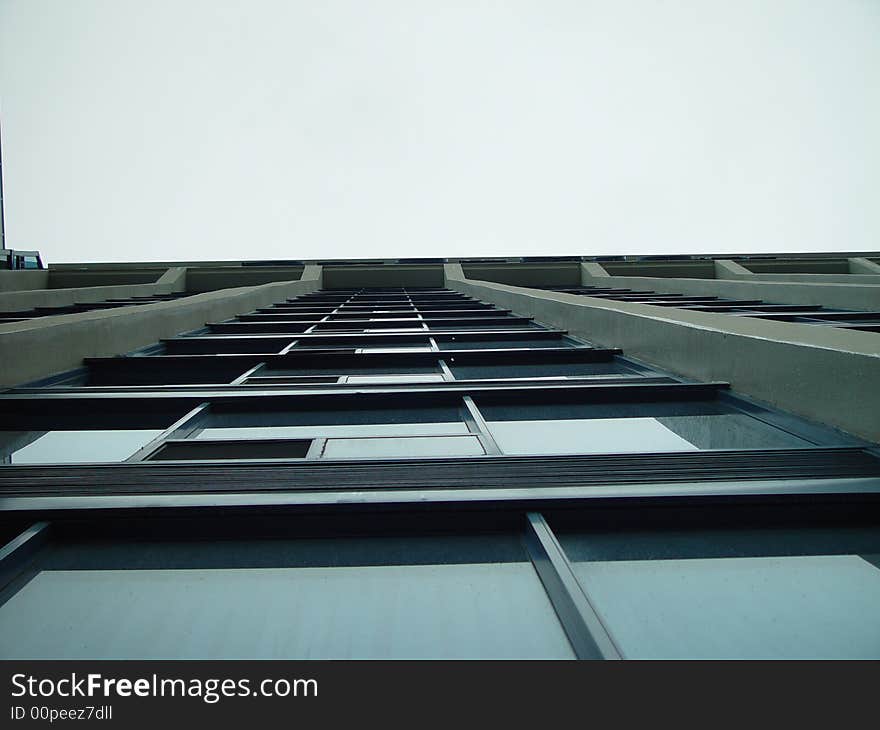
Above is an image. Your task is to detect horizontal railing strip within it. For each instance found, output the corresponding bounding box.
[0,381,728,407]
[0,448,877,498]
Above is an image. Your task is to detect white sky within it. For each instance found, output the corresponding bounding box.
[1,0,879,264]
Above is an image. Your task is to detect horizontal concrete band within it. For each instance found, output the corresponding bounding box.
[0,270,50,293]
[446,264,880,442]
[580,263,880,311]
[0,267,188,311]
[719,271,880,285]
[0,266,322,387]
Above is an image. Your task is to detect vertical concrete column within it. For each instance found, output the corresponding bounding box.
[301,264,323,286]
[849,257,880,275]
[155,267,188,294]
[580,262,610,283]
[714,260,753,279]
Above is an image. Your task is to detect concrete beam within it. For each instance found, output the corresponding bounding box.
[0,267,188,312]
[737,272,880,285]
[185,266,306,293]
[0,270,49,293]
[322,264,444,288]
[578,272,880,311]
[0,265,322,387]
[461,263,580,287]
[714,258,880,284]
[445,264,880,443]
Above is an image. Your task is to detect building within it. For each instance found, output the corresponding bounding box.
[0,253,879,659]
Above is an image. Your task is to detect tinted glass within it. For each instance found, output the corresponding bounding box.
[479,401,810,454]
[197,423,469,440]
[1,430,164,464]
[342,374,445,384]
[322,435,484,458]
[450,361,635,380]
[0,535,573,659]
[558,527,880,659]
[358,346,433,353]
[438,338,569,350]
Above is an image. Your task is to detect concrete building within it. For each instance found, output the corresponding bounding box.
[0,252,879,658]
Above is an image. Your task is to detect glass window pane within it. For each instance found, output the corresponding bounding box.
[323,435,484,458]
[197,423,469,440]
[148,439,312,461]
[480,401,810,454]
[438,338,570,350]
[2,430,164,464]
[202,404,463,430]
[263,365,437,377]
[0,535,574,659]
[358,346,433,353]
[490,418,700,454]
[342,374,445,384]
[450,361,635,380]
[558,527,880,659]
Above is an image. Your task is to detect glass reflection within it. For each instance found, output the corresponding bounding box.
[1,430,164,464]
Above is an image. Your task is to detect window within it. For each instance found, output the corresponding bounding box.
[0,533,573,659]
[1,429,165,464]
[438,338,573,350]
[322,435,484,458]
[357,346,433,353]
[193,403,469,442]
[449,361,638,380]
[555,525,880,659]
[260,365,439,378]
[340,374,445,384]
[477,400,811,455]
[148,439,312,461]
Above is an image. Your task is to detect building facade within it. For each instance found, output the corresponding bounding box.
[0,253,879,658]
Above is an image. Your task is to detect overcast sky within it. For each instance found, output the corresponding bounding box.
[1,0,878,264]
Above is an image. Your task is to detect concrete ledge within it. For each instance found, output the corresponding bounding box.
[0,266,322,387]
[732,272,880,285]
[0,270,50,293]
[461,263,581,287]
[185,266,305,293]
[578,272,880,311]
[323,265,444,288]
[445,264,880,442]
[0,267,189,312]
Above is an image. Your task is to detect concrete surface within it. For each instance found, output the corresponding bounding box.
[446,263,880,443]
[323,264,444,288]
[0,267,189,312]
[0,266,322,387]
[0,270,49,293]
[849,258,880,275]
[577,272,880,311]
[714,260,753,278]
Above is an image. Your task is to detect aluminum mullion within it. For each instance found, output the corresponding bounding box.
[125,403,212,462]
[230,363,266,385]
[438,359,455,381]
[461,395,502,455]
[523,512,622,660]
[0,522,50,593]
